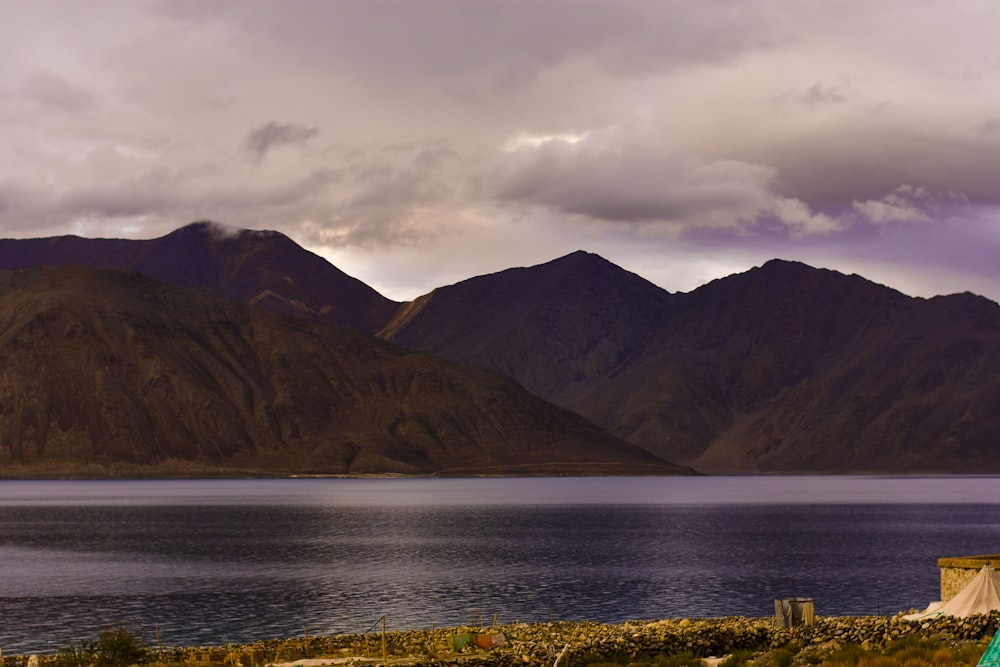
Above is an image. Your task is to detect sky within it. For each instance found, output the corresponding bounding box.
[3,0,1000,303]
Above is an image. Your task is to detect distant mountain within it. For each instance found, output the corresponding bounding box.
[383,255,1000,473]
[666,261,1000,472]
[380,251,674,403]
[8,223,1000,474]
[0,266,686,477]
[0,222,397,334]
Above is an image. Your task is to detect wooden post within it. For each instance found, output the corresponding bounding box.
[156,627,163,663]
[553,643,571,667]
[493,613,498,628]
[381,616,387,666]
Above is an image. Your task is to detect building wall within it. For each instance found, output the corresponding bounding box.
[938,555,1000,601]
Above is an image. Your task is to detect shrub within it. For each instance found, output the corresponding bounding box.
[94,625,150,667]
[799,649,823,665]
[765,648,795,667]
[651,653,705,667]
[823,643,870,665]
[57,626,149,667]
[56,640,96,667]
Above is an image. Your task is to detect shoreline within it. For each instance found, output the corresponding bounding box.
[4,613,998,666]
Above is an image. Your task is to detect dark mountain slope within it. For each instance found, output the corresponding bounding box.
[0,266,687,477]
[0,222,397,334]
[8,223,1000,473]
[688,285,1000,472]
[595,261,1000,472]
[636,260,923,469]
[385,256,1000,473]
[380,250,675,403]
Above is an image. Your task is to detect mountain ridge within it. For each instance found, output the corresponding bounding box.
[381,255,1000,473]
[0,264,686,477]
[0,222,398,334]
[4,222,1000,474]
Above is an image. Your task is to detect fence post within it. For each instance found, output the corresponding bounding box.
[381,617,387,666]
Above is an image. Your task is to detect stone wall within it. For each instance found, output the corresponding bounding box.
[938,555,1000,601]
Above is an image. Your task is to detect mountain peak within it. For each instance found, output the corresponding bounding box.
[553,248,622,267]
[380,249,675,399]
[170,220,231,235]
[165,220,286,243]
[0,222,398,334]
[560,249,600,260]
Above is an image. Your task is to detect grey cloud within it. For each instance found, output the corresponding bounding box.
[23,70,95,112]
[975,118,1000,137]
[198,0,771,102]
[801,83,846,106]
[243,122,319,161]
[0,162,338,241]
[770,83,846,112]
[745,125,1000,213]
[66,167,335,218]
[149,0,231,25]
[495,141,838,236]
[283,142,470,249]
[852,185,970,225]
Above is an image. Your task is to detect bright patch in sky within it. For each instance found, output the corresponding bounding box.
[503,132,590,151]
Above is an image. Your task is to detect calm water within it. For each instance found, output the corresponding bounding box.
[1,476,999,654]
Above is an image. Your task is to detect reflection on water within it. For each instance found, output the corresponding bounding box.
[1,477,999,654]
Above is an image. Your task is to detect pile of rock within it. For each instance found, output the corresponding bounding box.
[275,612,1000,666]
[9,613,998,667]
[778,612,1000,648]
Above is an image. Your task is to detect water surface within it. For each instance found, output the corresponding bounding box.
[1,476,998,654]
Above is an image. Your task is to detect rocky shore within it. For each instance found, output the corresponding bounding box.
[363,612,997,665]
[5,613,998,667]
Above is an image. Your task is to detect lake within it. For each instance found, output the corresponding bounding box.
[1,476,999,654]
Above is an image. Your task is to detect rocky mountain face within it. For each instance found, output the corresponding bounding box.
[380,251,674,404]
[0,266,685,477]
[7,223,1000,474]
[0,222,398,334]
[381,255,1000,473]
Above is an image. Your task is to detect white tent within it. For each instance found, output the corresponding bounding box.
[905,565,1000,621]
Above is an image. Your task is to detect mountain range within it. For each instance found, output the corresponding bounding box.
[0,263,678,477]
[2,221,998,475]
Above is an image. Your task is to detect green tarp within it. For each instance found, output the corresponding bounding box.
[978,633,1000,667]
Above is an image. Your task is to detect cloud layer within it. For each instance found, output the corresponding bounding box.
[1,0,1000,300]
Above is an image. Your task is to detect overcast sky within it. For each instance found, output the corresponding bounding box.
[3,0,1000,302]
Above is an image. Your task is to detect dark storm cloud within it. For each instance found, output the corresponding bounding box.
[243,122,319,161]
